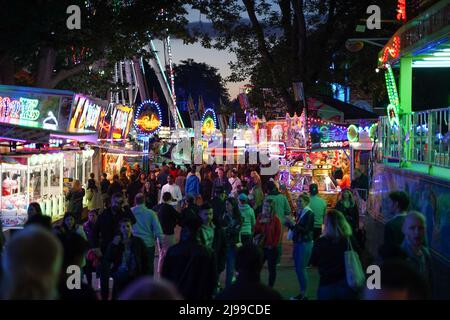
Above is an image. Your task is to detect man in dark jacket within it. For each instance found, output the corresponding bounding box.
[212,167,232,197]
[162,216,217,300]
[216,244,283,300]
[92,192,136,300]
[210,186,227,227]
[379,191,410,260]
[108,175,123,199]
[157,192,181,275]
[126,174,143,207]
[103,218,148,298]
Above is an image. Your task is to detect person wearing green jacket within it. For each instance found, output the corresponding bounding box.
[264,181,292,263]
[238,193,256,246]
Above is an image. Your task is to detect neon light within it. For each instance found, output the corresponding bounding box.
[347,124,359,142]
[43,111,58,130]
[111,104,133,139]
[134,100,162,136]
[320,141,349,148]
[380,36,400,64]
[0,96,40,121]
[396,0,407,22]
[201,108,218,136]
[70,95,103,130]
[384,64,400,127]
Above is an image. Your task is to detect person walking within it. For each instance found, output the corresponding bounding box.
[103,218,148,298]
[100,173,111,207]
[212,167,232,197]
[379,191,410,259]
[159,175,182,205]
[286,193,314,300]
[238,193,256,246]
[223,197,242,288]
[310,209,360,300]
[185,166,201,197]
[309,184,327,240]
[85,179,102,211]
[253,199,282,288]
[156,192,180,276]
[335,188,359,233]
[66,180,85,223]
[131,193,163,277]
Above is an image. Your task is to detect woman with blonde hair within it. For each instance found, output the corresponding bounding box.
[310,209,359,300]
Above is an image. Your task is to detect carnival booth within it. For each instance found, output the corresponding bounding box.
[272,110,376,207]
[1,153,65,227]
[0,85,98,228]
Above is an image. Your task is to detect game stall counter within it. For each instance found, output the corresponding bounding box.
[1,153,64,228]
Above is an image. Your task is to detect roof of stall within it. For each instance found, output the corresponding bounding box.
[378,0,450,68]
[0,123,98,145]
[309,95,379,120]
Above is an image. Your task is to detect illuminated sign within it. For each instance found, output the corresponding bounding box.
[0,85,74,131]
[69,95,106,131]
[308,119,348,150]
[134,100,162,136]
[384,64,400,127]
[201,108,217,136]
[380,36,400,64]
[320,141,349,148]
[396,0,407,22]
[111,105,133,139]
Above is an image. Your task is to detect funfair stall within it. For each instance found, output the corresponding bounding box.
[0,85,98,228]
[272,112,376,207]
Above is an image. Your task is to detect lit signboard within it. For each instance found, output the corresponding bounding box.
[310,122,348,150]
[0,85,74,131]
[98,104,134,140]
[134,100,162,136]
[69,94,107,131]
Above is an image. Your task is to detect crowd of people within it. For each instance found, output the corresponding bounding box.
[0,161,433,300]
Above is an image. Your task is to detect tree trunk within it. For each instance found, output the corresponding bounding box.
[291,0,307,81]
[243,0,296,113]
[35,47,57,88]
[0,53,15,85]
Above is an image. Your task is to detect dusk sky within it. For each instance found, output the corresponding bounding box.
[154,5,250,100]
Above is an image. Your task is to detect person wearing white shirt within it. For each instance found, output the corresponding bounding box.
[159,175,182,205]
[131,193,163,276]
[228,169,242,197]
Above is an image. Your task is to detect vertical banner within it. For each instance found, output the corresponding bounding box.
[292,82,305,102]
[198,95,205,117]
[238,92,250,110]
[187,95,197,126]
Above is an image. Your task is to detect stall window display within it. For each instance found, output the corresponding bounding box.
[62,149,94,191]
[0,153,65,228]
[279,150,350,207]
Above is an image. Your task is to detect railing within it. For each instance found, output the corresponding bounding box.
[378,107,450,168]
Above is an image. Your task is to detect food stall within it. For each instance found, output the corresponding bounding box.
[1,153,65,227]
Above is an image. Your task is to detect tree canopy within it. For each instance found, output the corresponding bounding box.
[190,0,399,114]
[174,58,230,110]
[0,0,192,97]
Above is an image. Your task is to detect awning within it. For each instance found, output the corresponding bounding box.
[0,123,98,145]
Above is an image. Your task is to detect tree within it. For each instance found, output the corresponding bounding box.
[191,0,398,114]
[174,58,230,109]
[0,0,192,97]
